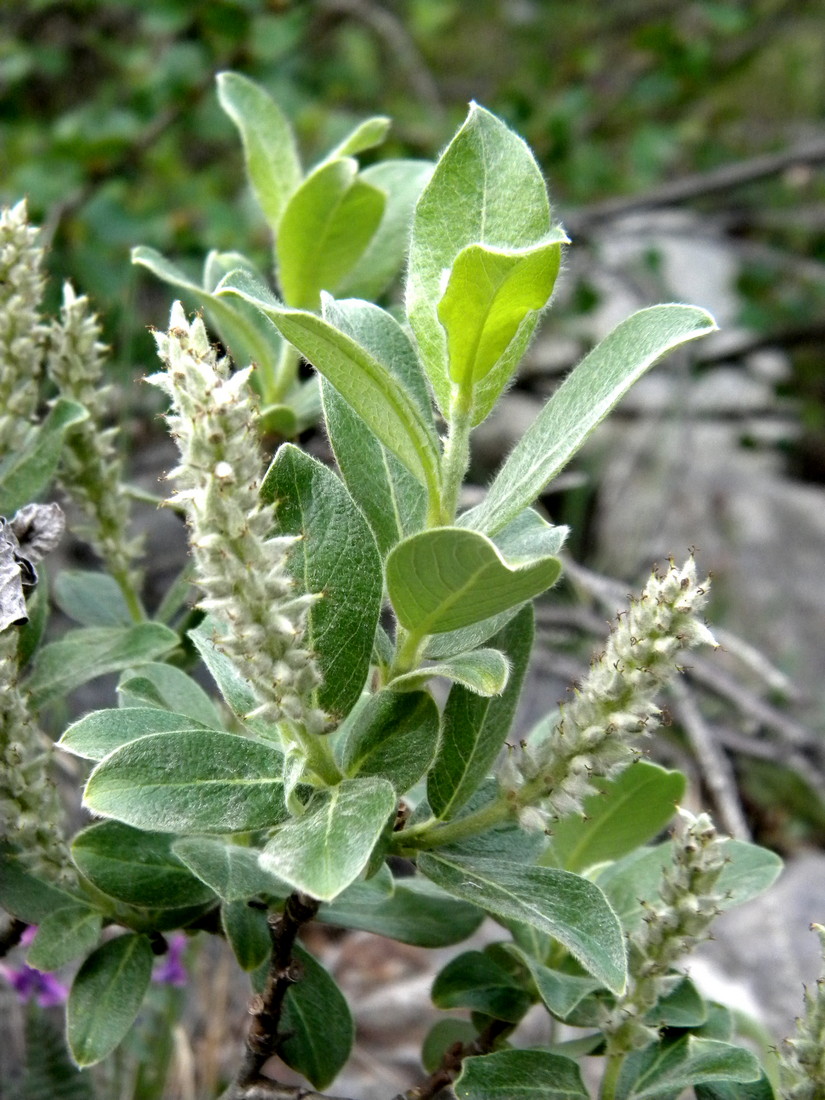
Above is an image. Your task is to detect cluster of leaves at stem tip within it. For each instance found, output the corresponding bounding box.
[0,71,808,1100]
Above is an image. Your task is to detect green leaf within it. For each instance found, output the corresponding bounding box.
[502,945,602,1020]
[455,1049,588,1100]
[262,444,382,722]
[423,605,524,660]
[340,690,440,793]
[545,763,687,872]
[407,103,553,417]
[390,648,510,696]
[318,874,484,947]
[53,570,133,627]
[617,1037,760,1099]
[189,617,259,721]
[83,729,288,834]
[277,158,385,309]
[132,246,284,399]
[438,783,546,865]
[418,853,626,994]
[652,976,707,1028]
[464,304,717,536]
[438,237,565,425]
[320,296,430,556]
[387,527,559,636]
[71,820,216,909]
[221,272,441,489]
[320,115,391,162]
[428,605,534,818]
[489,506,569,562]
[222,900,270,971]
[340,159,434,300]
[422,1018,478,1073]
[278,943,354,1090]
[26,623,179,708]
[216,71,302,232]
[0,398,87,515]
[26,905,103,971]
[596,838,783,932]
[67,934,154,1067]
[0,851,81,923]
[259,777,396,901]
[59,707,205,761]
[432,949,532,1023]
[695,1073,776,1100]
[116,661,224,729]
[173,836,290,903]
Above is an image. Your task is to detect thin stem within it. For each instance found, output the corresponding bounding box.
[387,626,425,681]
[600,1054,624,1100]
[392,795,513,854]
[438,389,473,525]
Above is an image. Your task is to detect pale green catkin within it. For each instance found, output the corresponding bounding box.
[0,200,47,453]
[150,302,326,736]
[600,809,726,1053]
[498,556,717,828]
[47,283,144,605]
[780,923,825,1100]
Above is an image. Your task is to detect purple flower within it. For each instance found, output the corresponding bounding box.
[0,929,69,1008]
[152,933,188,987]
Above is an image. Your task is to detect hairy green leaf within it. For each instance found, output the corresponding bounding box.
[53,570,133,627]
[389,648,510,696]
[432,949,531,1022]
[67,934,154,1067]
[0,398,87,515]
[455,1049,588,1099]
[340,690,440,793]
[59,707,204,762]
[173,836,290,903]
[83,729,287,834]
[26,905,103,972]
[278,944,354,1089]
[618,1037,760,1098]
[117,661,224,729]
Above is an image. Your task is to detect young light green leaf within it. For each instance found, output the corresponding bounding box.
[277,158,385,309]
[222,899,270,971]
[67,934,154,1067]
[319,115,391,162]
[465,304,717,536]
[71,820,216,909]
[489,506,569,562]
[278,943,355,1090]
[439,237,565,424]
[117,661,224,729]
[545,762,686,873]
[318,874,484,947]
[620,1036,760,1098]
[428,605,534,819]
[418,853,626,994]
[173,836,290,903]
[26,905,103,972]
[340,690,440,793]
[259,777,396,901]
[53,570,133,627]
[216,71,302,232]
[0,397,87,515]
[262,444,382,722]
[26,623,179,709]
[386,527,559,636]
[59,707,206,761]
[407,103,552,415]
[431,949,532,1022]
[218,271,441,498]
[339,159,434,301]
[454,1049,588,1100]
[389,648,510,697]
[83,729,287,834]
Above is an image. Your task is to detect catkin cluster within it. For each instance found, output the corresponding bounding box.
[600,809,726,1053]
[0,200,47,452]
[499,556,716,828]
[150,302,325,734]
[47,283,143,599]
[780,923,825,1100]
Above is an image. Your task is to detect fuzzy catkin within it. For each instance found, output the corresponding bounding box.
[0,630,72,882]
[47,283,143,596]
[780,924,825,1100]
[499,556,716,827]
[150,302,326,734]
[601,809,726,1053]
[0,201,47,452]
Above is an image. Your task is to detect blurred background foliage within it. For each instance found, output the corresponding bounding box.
[3,0,825,844]
[2,0,824,409]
